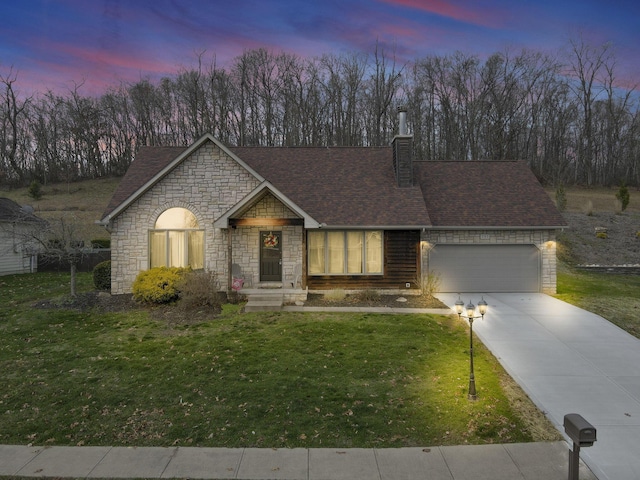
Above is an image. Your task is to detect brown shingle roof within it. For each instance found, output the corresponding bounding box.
[101,139,566,229]
[231,146,430,227]
[415,160,567,227]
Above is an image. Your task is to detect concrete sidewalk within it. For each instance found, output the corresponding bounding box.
[0,441,595,479]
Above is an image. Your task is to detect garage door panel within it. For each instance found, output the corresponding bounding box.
[429,245,540,292]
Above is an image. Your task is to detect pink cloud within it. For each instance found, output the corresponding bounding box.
[379,0,508,28]
[59,43,170,75]
[14,39,181,96]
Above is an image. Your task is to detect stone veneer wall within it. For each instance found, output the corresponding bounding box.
[420,229,558,293]
[110,142,260,294]
[231,193,303,286]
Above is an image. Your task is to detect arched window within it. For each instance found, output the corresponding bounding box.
[149,208,204,269]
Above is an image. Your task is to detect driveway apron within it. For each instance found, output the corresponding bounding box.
[438,293,640,480]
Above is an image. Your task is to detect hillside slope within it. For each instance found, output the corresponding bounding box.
[0,178,120,243]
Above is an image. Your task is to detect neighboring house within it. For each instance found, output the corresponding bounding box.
[0,198,46,275]
[100,112,566,297]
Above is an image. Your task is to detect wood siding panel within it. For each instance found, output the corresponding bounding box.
[306,230,420,290]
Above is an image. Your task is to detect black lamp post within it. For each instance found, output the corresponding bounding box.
[455,295,488,400]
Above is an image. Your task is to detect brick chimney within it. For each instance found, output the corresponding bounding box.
[392,106,413,187]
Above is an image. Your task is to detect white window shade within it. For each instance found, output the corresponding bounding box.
[308,230,383,275]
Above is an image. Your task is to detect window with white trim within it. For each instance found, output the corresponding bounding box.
[149,208,204,269]
[308,230,383,275]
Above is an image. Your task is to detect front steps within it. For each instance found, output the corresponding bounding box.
[244,290,284,312]
[242,285,307,312]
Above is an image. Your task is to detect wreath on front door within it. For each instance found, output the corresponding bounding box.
[264,232,279,248]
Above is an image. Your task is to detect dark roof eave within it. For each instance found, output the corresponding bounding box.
[424,225,568,230]
[313,224,431,230]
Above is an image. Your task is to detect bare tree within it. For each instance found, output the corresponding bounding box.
[100,85,136,176]
[15,214,89,296]
[317,52,366,146]
[566,36,613,185]
[364,42,404,146]
[0,68,32,185]
[1,43,639,188]
[599,57,639,185]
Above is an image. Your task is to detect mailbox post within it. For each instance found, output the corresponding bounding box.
[564,413,597,480]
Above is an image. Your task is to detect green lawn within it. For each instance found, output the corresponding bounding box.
[0,272,553,448]
[555,264,640,339]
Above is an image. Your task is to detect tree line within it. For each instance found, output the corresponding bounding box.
[1,38,638,188]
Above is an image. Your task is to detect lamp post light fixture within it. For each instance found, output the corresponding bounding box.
[455,295,488,400]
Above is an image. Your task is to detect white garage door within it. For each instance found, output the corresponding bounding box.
[429,244,540,292]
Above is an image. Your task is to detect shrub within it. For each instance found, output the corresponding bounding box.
[132,266,191,304]
[416,272,442,296]
[178,270,221,310]
[91,238,111,249]
[93,260,111,291]
[28,180,43,200]
[325,289,346,301]
[613,198,623,214]
[616,183,630,212]
[584,200,594,216]
[355,289,380,302]
[596,232,608,239]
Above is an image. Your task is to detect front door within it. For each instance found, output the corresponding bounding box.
[260,231,282,282]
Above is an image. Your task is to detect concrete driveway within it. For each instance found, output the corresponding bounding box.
[438,293,640,480]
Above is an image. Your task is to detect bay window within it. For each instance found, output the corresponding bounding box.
[308,230,383,275]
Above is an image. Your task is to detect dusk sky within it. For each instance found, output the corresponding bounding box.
[1,0,639,96]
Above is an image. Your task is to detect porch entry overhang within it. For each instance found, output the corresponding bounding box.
[213,181,320,229]
[219,182,314,293]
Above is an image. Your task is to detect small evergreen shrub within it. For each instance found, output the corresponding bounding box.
[596,232,608,239]
[91,238,111,249]
[616,183,630,212]
[178,270,221,310]
[132,266,191,304]
[28,180,43,200]
[93,260,111,291]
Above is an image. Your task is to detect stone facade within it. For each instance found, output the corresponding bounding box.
[420,229,558,293]
[109,139,560,295]
[111,142,260,294]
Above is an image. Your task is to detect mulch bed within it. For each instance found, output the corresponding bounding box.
[32,291,221,324]
[303,293,448,309]
[33,291,449,325]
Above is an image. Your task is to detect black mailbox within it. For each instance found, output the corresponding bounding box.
[564,413,597,447]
